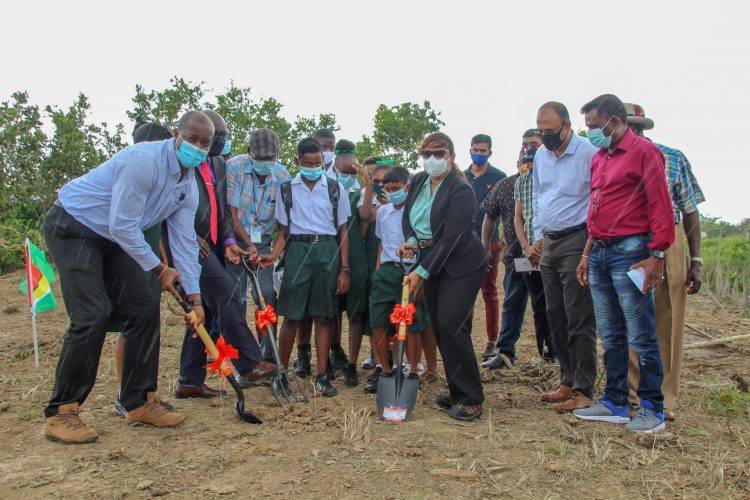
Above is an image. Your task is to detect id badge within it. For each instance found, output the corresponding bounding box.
[250,226,262,244]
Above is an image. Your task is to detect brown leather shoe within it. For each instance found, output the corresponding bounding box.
[174,383,227,399]
[45,403,98,444]
[555,391,593,413]
[541,385,572,403]
[126,393,184,428]
[243,360,278,380]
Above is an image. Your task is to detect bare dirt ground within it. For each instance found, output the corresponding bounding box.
[0,269,749,499]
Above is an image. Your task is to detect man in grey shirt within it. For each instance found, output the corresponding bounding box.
[532,101,598,413]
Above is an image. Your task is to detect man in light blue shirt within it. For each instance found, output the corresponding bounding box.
[532,102,598,414]
[42,111,212,444]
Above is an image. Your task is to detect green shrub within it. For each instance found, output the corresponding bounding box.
[0,219,45,274]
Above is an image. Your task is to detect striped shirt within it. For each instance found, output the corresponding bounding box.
[655,143,705,223]
[513,169,535,244]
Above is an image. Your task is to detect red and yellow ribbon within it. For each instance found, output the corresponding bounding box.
[204,335,239,374]
[255,305,279,333]
[390,303,416,326]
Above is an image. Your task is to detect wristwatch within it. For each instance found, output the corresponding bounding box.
[650,250,666,260]
[339,267,351,274]
[690,256,703,265]
[191,299,203,307]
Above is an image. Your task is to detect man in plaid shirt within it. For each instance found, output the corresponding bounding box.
[624,103,705,421]
[225,128,291,360]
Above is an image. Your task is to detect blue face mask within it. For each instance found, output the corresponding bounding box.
[588,118,614,149]
[252,160,274,176]
[386,188,407,205]
[176,138,208,168]
[221,139,232,155]
[300,166,324,181]
[337,173,356,189]
[471,153,490,166]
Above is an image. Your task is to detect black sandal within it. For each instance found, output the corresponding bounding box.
[448,403,483,421]
[435,394,453,410]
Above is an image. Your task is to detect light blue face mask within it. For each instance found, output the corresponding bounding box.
[300,166,324,181]
[252,160,274,176]
[221,139,232,155]
[386,188,407,205]
[337,173,356,189]
[588,118,614,149]
[176,138,208,168]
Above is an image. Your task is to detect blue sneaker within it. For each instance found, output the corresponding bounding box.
[625,400,665,433]
[573,397,630,424]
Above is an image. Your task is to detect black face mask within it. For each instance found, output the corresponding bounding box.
[520,144,539,163]
[541,126,566,152]
[208,130,228,157]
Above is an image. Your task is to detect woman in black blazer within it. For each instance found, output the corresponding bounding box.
[400,132,488,421]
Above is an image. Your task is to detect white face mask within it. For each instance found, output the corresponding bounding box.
[322,151,335,166]
[423,157,449,178]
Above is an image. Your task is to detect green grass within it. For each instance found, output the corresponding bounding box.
[707,386,750,418]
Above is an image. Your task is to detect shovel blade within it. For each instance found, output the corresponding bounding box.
[376,371,419,422]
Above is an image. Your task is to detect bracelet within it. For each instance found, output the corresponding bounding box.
[581,255,589,259]
[339,267,351,274]
[191,300,203,307]
[156,265,167,279]
[690,256,703,265]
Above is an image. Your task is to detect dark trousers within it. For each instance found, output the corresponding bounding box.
[425,267,485,405]
[43,205,161,416]
[522,270,555,360]
[495,265,529,361]
[178,250,262,386]
[540,228,598,398]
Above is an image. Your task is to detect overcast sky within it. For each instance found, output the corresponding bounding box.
[2,0,748,222]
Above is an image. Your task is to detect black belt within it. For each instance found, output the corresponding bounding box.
[380,261,403,268]
[418,239,435,249]
[592,233,645,248]
[288,234,336,243]
[543,223,587,241]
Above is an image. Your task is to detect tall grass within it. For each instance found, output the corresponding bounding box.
[701,235,749,316]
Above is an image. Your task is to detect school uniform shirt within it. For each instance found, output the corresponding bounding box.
[275,173,351,236]
[375,202,404,264]
[57,138,201,294]
[226,154,292,237]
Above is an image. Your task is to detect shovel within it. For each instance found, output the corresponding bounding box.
[171,280,262,424]
[242,256,309,405]
[376,252,421,422]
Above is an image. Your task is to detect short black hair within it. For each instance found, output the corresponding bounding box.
[334,139,356,153]
[313,128,336,141]
[471,134,492,150]
[133,122,172,143]
[523,128,540,138]
[297,137,322,158]
[539,101,570,122]
[383,166,410,185]
[580,94,627,123]
[363,156,382,165]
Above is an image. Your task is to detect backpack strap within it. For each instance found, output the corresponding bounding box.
[326,177,340,231]
[280,180,293,235]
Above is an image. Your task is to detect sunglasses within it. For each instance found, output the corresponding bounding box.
[419,149,450,159]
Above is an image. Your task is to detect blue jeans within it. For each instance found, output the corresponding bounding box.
[588,234,664,411]
[495,265,529,362]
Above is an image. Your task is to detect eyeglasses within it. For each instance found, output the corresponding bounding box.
[419,149,450,159]
[372,179,384,185]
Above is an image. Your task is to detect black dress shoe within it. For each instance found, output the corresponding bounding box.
[343,363,359,387]
[364,369,386,394]
[174,383,227,399]
[481,354,513,370]
[330,343,350,371]
[435,394,453,410]
[482,342,497,361]
[367,367,382,384]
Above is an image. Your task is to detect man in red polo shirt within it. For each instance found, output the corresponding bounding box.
[573,94,674,433]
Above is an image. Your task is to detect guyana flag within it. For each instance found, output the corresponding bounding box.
[19,239,57,314]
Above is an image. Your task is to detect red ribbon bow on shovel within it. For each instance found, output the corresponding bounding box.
[204,335,239,374]
[255,305,279,333]
[390,303,416,326]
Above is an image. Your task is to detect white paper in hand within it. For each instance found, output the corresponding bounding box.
[514,257,540,272]
[627,267,646,291]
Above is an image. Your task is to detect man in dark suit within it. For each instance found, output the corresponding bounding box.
[174,111,277,399]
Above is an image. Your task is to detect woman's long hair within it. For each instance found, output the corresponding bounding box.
[419,132,466,180]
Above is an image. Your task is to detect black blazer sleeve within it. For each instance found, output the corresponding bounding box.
[212,156,235,245]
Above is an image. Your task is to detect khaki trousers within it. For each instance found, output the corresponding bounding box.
[628,224,686,409]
